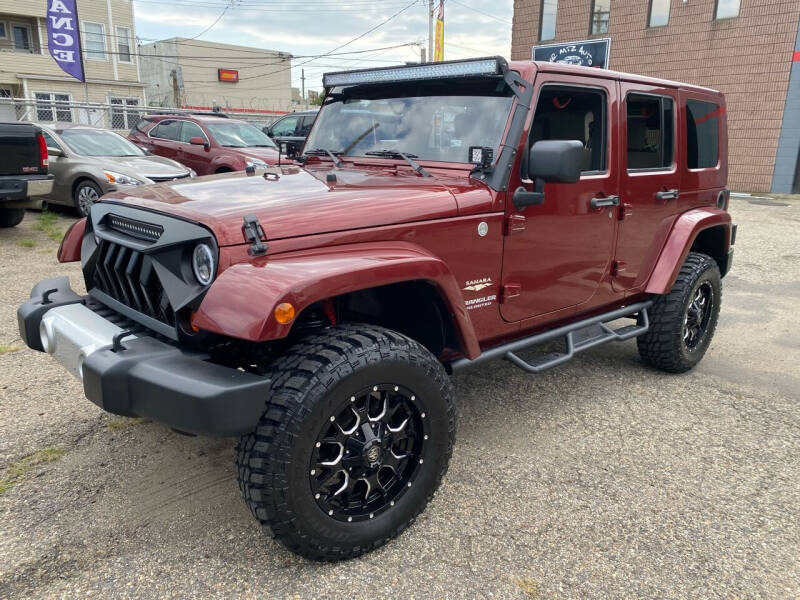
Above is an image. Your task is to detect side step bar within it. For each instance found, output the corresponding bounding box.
[450,301,652,374]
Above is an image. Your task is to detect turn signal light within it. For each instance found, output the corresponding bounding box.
[274,302,296,324]
[189,310,201,333]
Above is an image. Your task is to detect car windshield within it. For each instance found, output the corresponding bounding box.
[205,121,278,148]
[59,129,145,156]
[305,79,515,163]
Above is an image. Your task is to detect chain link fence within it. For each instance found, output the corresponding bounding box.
[0,97,287,132]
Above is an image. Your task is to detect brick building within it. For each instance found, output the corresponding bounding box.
[511,0,800,193]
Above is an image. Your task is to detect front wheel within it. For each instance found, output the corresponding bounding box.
[0,208,25,228]
[236,324,455,561]
[73,180,102,217]
[638,252,722,373]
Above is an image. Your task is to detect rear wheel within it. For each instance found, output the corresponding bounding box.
[73,180,101,217]
[0,208,25,228]
[637,252,722,373]
[236,324,455,561]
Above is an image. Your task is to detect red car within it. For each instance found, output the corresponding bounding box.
[22,58,735,561]
[129,114,281,175]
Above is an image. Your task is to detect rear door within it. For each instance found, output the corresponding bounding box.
[500,75,620,321]
[147,120,182,161]
[613,83,681,292]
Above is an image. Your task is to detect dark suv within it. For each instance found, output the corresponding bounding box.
[129,114,280,175]
[264,110,317,157]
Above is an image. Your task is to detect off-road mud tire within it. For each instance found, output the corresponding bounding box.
[236,324,456,561]
[637,251,722,373]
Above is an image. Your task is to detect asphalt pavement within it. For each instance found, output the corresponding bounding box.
[0,197,798,599]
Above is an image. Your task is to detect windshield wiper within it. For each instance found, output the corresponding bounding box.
[365,150,431,177]
[305,148,343,168]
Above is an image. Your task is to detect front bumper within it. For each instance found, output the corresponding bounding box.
[18,277,270,436]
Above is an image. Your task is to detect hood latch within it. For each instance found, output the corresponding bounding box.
[242,214,268,256]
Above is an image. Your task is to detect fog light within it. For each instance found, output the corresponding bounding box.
[274,302,295,324]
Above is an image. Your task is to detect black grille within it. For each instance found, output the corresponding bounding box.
[108,214,163,242]
[148,173,191,183]
[92,241,176,327]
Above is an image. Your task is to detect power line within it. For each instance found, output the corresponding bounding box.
[185,3,230,39]
[448,0,512,24]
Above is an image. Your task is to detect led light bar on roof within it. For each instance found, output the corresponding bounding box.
[323,57,506,88]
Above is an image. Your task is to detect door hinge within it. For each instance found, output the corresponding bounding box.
[504,214,526,236]
[618,202,633,221]
[612,261,627,277]
[500,283,522,303]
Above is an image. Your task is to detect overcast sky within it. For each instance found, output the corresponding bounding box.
[132,0,514,95]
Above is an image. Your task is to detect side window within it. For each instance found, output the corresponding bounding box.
[41,131,61,150]
[151,120,182,141]
[531,86,607,173]
[180,121,206,143]
[271,116,299,137]
[296,115,314,137]
[686,99,720,169]
[626,94,674,170]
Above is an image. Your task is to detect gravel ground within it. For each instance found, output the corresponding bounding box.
[1,199,798,599]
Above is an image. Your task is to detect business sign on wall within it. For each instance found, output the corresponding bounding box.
[533,38,611,69]
[218,69,239,83]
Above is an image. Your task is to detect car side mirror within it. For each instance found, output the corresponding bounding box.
[266,129,275,137]
[189,136,206,146]
[514,140,585,210]
[47,147,63,157]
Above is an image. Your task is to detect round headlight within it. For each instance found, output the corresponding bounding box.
[192,243,215,285]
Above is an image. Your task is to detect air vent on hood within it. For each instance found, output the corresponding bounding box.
[107,214,164,242]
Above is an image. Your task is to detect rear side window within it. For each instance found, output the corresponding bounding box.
[151,120,182,141]
[626,94,674,170]
[296,115,315,137]
[131,118,151,136]
[686,99,720,169]
[271,116,299,137]
[531,86,607,173]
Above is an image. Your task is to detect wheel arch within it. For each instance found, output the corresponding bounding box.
[192,242,480,359]
[646,207,732,295]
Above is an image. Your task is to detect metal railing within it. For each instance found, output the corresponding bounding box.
[0,97,289,131]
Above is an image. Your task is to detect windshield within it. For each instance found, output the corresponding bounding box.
[205,121,278,148]
[305,79,514,163]
[59,129,145,156]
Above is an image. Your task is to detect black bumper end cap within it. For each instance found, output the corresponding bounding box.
[17,276,84,352]
[83,336,270,437]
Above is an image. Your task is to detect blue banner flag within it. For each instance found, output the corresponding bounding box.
[46,0,85,82]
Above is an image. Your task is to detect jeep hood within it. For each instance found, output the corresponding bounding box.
[100,166,469,246]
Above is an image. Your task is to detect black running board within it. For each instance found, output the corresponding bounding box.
[450,301,652,374]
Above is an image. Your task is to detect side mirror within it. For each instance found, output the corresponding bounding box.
[514,140,584,210]
[266,130,275,138]
[47,147,63,157]
[189,136,206,146]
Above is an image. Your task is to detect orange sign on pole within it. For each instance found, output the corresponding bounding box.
[434,0,444,62]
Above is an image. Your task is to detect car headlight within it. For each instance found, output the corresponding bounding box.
[192,243,215,286]
[103,171,143,186]
[245,158,268,169]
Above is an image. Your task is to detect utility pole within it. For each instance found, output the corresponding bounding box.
[421,47,426,63]
[428,0,434,65]
[301,68,305,101]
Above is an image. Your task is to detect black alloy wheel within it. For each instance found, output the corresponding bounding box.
[310,383,426,523]
[683,282,714,350]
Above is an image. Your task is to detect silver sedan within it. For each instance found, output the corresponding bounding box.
[35,124,195,216]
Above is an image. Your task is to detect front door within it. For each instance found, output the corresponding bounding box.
[501,76,619,322]
[176,120,212,174]
[613,83,681,292]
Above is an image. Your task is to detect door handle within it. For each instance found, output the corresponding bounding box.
[591,195,620,209]
[656,188,680,201]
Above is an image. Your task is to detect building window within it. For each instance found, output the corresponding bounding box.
[590,0,610,35]
[0,22,7,39]
[715,0,740,19]
[686,99,720,169]
[83,22,106,60]
[35,93,73,123]
[11,23,34,53]
[110,97,140,130]
[627,94,674,170]
[116,26,132,62]
[539,0,558,41]
[531,86,608,173]
[648,0,671,27]
[0,89,11,99]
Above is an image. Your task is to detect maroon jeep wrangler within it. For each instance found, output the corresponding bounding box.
[18,58,735,561]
